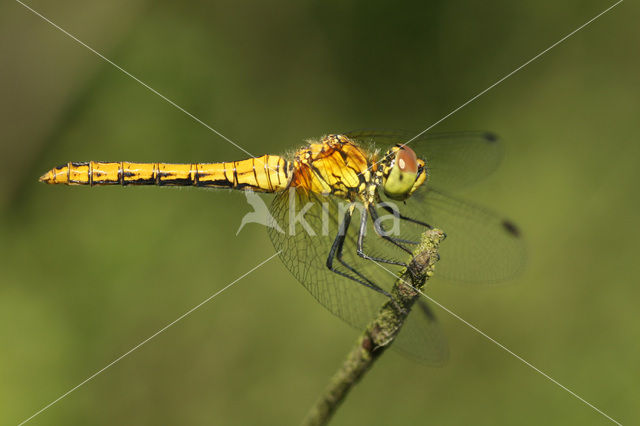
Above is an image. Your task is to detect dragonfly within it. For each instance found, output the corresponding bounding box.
[39,130,524,364]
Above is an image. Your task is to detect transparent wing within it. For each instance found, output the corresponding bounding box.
[381,187,526,283]
[394,300,449,365]
[344,130,503,191]
[267,187,448,364]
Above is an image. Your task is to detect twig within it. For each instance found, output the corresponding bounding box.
[302,229,446,426]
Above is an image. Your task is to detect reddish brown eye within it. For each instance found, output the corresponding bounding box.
[396,145,418,173]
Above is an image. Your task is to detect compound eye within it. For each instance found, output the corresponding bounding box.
[396,145,418,174]
[383,145,419,201]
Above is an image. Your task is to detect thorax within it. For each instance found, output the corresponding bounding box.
[289,134,381,203]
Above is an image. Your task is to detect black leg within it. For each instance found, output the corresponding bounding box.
[370,207,420,245]
[381,204,433,229]
[334,212,375,285]
[356,209,408,267]
[368,205,413,254]
[326,207,392,298]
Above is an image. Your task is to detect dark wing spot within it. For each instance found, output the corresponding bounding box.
[502,219,521,237]
[484,132,499,142]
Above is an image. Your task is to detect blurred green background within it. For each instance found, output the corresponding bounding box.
[1,0,638,424]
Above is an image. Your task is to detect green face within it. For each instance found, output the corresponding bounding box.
[381,145,426,201]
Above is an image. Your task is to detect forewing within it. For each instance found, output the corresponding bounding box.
[344,130,503,191]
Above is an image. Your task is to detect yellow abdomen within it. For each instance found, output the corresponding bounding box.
[39,155,292,193]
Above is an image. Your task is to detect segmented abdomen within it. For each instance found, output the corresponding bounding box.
[39,155,292,193]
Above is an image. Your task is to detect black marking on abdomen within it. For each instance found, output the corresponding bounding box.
[158,177,193,186]
[232,162,239,188]
[251,159,259,187]
[235,182,258,191]
[154,163,160,185]
[196,179,233,188]
[264,156,273,190]
[119,162,124,185]
[124,177,155,186]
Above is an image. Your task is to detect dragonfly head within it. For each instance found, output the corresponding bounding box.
[381,144,427,201]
